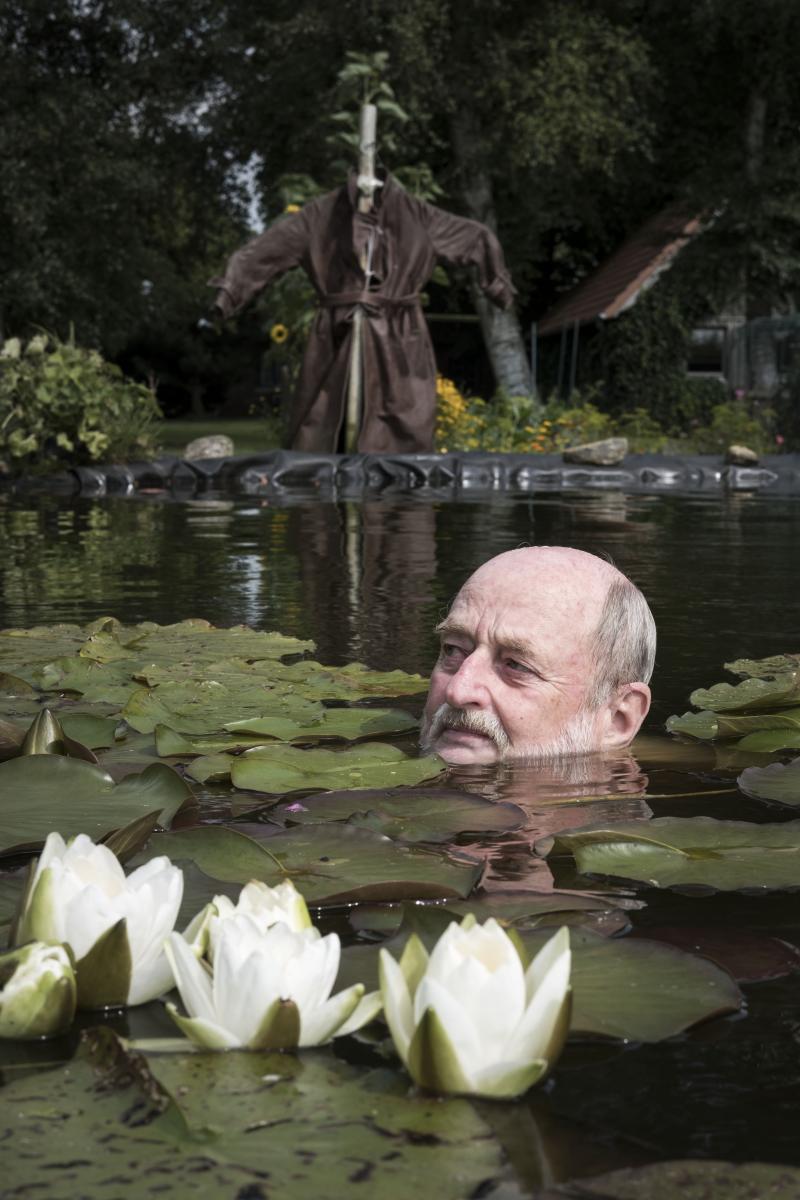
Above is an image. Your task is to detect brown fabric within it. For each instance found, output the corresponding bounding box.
[210,175,516,453]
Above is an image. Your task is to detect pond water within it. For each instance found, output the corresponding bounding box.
[2,486,800,1190]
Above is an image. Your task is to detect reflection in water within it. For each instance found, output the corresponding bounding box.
[449,749,652,893]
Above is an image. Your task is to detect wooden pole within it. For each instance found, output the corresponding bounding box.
[344,103,378,453]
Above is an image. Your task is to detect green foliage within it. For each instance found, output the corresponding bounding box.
[691,399,774,454]
[435,374,776,456]
[435,376,617,453]
[602,268,712,426]
[0,334,161,469]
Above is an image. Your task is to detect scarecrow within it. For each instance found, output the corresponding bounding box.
[210,107,516,454]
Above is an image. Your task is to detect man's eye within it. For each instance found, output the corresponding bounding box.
[505,658,534,674]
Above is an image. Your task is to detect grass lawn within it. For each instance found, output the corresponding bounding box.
[157,418,282,456]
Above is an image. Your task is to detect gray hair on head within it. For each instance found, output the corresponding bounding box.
[585,576,656,709]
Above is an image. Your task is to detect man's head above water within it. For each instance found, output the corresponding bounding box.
[420,546,655,765]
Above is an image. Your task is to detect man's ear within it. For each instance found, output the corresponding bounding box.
[598,683,651,750]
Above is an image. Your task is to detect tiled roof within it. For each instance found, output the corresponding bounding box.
[537,210,703,336]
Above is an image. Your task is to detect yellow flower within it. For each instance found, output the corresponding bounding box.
[284,204,301,214]
[270,324,289,344]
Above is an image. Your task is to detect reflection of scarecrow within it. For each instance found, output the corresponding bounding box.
[210,171,516,454]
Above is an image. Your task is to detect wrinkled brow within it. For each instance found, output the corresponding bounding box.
[435,619,473,642]
[435,620,541,663]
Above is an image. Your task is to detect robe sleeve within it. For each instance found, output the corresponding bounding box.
[208,211,310,318]
[422,204,516,310]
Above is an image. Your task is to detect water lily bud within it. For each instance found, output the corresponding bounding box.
[380,918,572,1099]
[0,942,76,1039]
[165,914,381,1050]
[183,879,313,961]
[14,832,183,1009]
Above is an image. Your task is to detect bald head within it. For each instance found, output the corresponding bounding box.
[421,546,655,764]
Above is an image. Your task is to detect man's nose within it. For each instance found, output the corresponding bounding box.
[444,651,492,709]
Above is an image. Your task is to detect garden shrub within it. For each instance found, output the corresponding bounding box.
[0,333,161,470]
[690,399,774,454]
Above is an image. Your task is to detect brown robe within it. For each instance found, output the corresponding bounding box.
[210,174,516,454]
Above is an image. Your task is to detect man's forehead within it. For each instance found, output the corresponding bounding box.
[443,571,601,644]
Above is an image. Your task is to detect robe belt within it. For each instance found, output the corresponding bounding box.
[319,292,419,319]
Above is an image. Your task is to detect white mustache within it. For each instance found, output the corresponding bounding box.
[421,703,510,753]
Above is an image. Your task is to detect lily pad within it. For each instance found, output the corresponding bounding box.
[527,927,742,1040]
[738,756,800,806]
[537,815,800,892]
[689,671,800,712]
[632,925,800,983]
[735,730,800,753]
[259,659,429,699]
[0,1027,511,1199]
[59,713,122,749]
[0,755,193,855]
[539,1160,800,1199]
[265,787,525,843]
[348,890,639,940]
[0,716,25,761]
[667,707,800,742]
[725,653,800,678]
[230,742,444,794]
[135,823,482,904]
[121,680,325,734]
[155,707,418,756]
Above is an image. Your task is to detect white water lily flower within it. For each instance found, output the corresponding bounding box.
[184,879,312,961]
[380,918,572,1099]
[165,914,381,1050]
[14,833,183,1009]
[0,942,76,1039]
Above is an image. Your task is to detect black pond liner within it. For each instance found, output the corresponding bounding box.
[4,450,800,499]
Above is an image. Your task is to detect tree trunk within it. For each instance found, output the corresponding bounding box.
[744,89,777,393]
[450,112,536,407]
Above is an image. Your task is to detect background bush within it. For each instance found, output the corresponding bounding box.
[0,334,161,471]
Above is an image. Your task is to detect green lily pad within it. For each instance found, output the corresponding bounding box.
[537,815,800,892]
[122,681,323,734]
[667,707,800,741]
[230,742,444,795]
[80,619,316,666]
[738,757,800,806]
[522,927,742,1040]
[59,713,122,749]
[135,823,481,904]
[689,671,800,712]
[735,730,800,753]
[0,623,99,675]
[540,1160,800,1199]
[0,672,37,696]
[725,653,800,678]
[34,655,141,706]
[0,755,193,855]
[155,707,418,757]
[0,716,25,761]
[260,659,429,699]
[265,787,525,843]
[185,752,235,784]
[348,889,639,941]
[0,1028,511,1199]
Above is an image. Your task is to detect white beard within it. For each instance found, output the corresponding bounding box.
[419,703,598,763]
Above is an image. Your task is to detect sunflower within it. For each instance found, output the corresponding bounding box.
[270,323,289,344]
